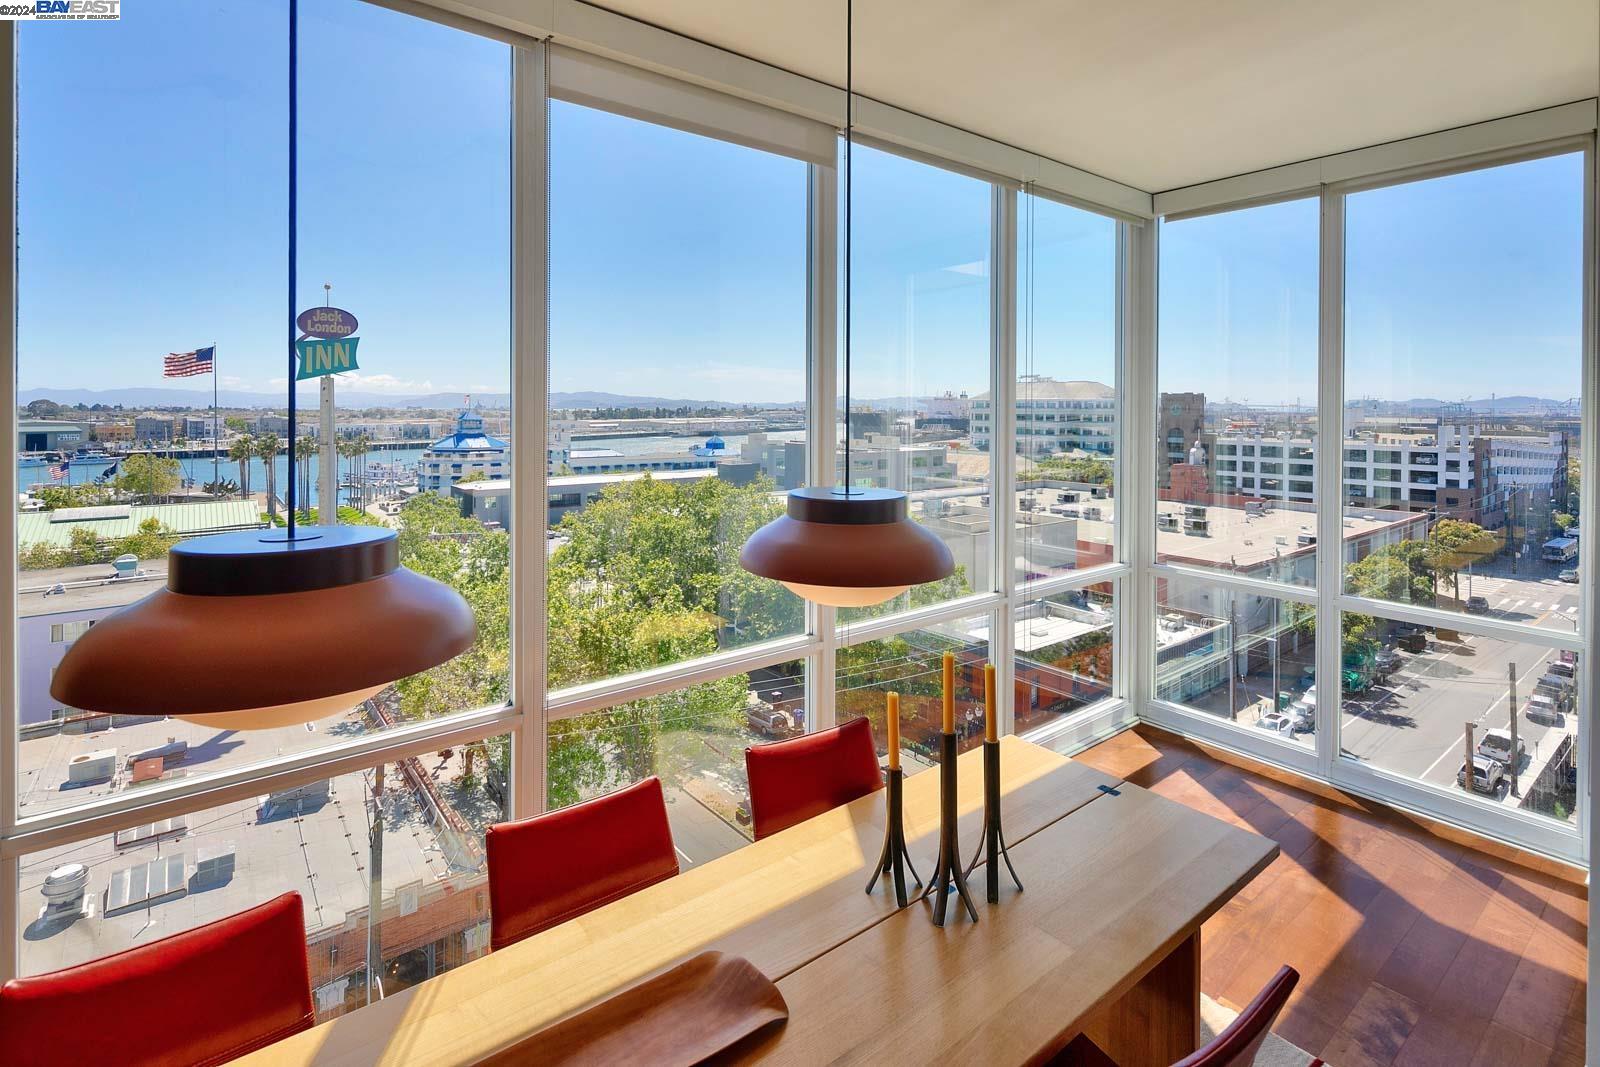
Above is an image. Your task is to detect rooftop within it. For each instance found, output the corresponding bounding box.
[16,500,264,549]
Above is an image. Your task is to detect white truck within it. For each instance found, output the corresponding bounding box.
[745,690,803,737]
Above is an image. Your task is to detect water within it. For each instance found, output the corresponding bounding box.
[19,430,808,509]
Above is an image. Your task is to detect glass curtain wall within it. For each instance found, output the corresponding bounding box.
[1153,146,1591,854]
[2,0,1130,993]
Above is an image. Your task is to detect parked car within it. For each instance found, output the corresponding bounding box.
[1396,630,1428,654]
[1548,659,1578,683]
[1374,648,1402,678]
[744,691,802,737]
[1255,710,1294,735]
[1559,568,1579,583]
[1476,727,1526,769]
[1526,692,1563,725]
[1464,595,1490,614]
[1458,755,1505,795]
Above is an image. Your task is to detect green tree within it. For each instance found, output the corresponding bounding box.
[255,431,281,520]
[1022,454,1114,488]
[1424,519,1498,602]
[1553,511,1576,533]
[1346,544,1433,606]
[113,454,182,502]
[229,433,255,499]
[32,483,112,510]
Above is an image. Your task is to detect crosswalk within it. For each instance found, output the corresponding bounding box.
[1487,596,1579,616]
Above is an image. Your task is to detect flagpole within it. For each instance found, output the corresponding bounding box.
[212,340,219,495]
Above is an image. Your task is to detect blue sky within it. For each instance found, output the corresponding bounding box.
[16,2,1587,408]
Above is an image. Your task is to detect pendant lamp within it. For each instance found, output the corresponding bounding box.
[48,0,476,730]
[739,0,954,607]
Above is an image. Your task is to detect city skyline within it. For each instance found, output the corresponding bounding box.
[17,5,1584,408]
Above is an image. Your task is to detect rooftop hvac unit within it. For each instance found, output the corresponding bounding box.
[1159,614,1186,632]
[67,749,117,784]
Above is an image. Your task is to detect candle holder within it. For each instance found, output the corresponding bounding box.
[964,738,1022,903]
[865,767,922,908]
[921,731,979,926]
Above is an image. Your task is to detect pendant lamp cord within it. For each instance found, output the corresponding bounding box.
[841,0,852,494]
[286,0,299,538]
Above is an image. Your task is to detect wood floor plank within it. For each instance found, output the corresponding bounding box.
[1318,982,1422,1067]
[1067,725,1590,1066]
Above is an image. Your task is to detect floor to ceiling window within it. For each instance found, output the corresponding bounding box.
[1151,143,1592,855]
[836,143,993,622]
[1153,197,1320,747]
[1338,150,1586,832]
[11,0,513,1015]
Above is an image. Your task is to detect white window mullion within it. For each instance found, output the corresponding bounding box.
[807,159,838,731]
[1314,184,1344,780]
[2,19,20,984]
[511,41,549,819]
[992,185,1018,734]
[1127,219,1158,716]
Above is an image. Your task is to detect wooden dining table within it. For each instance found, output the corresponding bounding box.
[239,737,1278,1067]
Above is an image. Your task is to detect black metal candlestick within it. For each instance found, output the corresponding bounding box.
[865,767,922,908]
[965,738,1023,903]
[922,732,979,926]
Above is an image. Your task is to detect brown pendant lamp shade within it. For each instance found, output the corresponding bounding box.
[50,526,477,731]
[739,487,954,607]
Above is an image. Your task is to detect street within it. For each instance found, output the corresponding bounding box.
[1340,573,1579,808]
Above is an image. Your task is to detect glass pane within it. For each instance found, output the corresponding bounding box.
[548,100,808,689]
[1155,574,1316,747]
[1014,586,1115,734]
[547,661,806,867]
[19,736,510,1019]
[1013,194,1118,583]
[1339,615,1578,824]
[15,3,512,817]
[1343,153,1584,628]
[835,614,992,767]
[1156,198,1319,587]
[839,144,991,621]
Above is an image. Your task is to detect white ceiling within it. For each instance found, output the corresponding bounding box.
[592,0,1598,192]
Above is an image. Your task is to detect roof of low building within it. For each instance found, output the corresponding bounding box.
[17,500,264,548]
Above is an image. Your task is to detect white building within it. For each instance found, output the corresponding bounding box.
[972,378,1116,455]
[1211,424,1485,514]
[418,408,510,495]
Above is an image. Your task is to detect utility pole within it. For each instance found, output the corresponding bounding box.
[1463,721,1476,793]
[1227,601,1238,721]
[1507,662,1520,798]
[366,761,386,1005]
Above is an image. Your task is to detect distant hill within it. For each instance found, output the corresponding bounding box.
[19,385,801,412]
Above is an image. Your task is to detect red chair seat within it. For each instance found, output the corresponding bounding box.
[487,775,679,951]
[745,716,883,840]
[0,891,314,1067]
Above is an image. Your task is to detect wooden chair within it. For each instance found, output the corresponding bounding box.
[0,892,314,1067]
[745,716,883,840]
[486,775,679,951]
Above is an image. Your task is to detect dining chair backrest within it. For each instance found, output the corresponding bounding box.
[745,716,883,840]
[486,775,679,951]
[0,891,315,1067]
[1173,965,1301,1067]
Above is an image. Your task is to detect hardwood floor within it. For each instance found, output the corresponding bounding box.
[1071,725,1587,1067]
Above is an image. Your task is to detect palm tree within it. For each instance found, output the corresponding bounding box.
[255,431,282,520]
[295,433,316,521]
[228,433,255,501]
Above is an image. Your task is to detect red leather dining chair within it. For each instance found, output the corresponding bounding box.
[745,716,883,840]
[1175,965,1303,1067]
[0,891,314,1067]
[486,775,679,952]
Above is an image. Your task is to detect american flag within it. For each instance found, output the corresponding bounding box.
[48,459,69,481]
[164,345,215,378]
